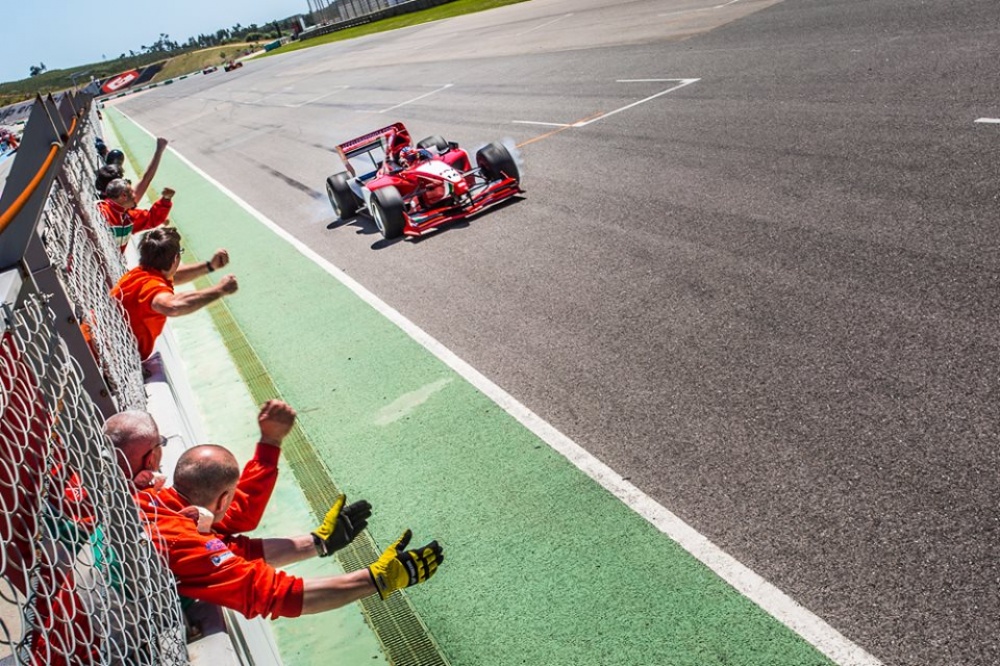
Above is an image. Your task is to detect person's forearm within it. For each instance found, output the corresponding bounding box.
[300,570,376,615]
[173,260,214,285]
[133,147,166,201]
[159,287,224,315]
[262,535,316,568]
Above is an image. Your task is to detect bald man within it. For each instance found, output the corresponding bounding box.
[106,401,443,617]
[104,399,301,539]
[136,443,443,618]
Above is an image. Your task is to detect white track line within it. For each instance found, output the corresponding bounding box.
[378,83,453,113]
[512,120,572,127]
[514,79,699,129]
[285,86,351,108]
[974,118,1000,124]
[660,0,740,15]
[572,78,700,126]
[122,110,883,666]
[514,13,573,37]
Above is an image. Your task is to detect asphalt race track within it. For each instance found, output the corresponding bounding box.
[110,0,1000,663]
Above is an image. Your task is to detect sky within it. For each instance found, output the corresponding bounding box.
[0,0,308,84]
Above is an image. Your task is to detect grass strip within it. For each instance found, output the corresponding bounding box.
[265,0,529,55]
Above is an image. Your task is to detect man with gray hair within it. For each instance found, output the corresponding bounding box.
[96,177,173,253]
[103,409,167,491]
[104,399,293,499]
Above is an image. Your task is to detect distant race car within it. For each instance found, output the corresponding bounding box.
[203,66,218,74]
[325,122,522,239]
[224,61,243,72]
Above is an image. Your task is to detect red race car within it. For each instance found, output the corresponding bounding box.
[325,122,522,239]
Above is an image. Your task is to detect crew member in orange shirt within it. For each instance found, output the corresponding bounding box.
[111,227,237,360]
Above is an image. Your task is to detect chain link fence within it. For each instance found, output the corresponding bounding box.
[0,92,189,664]
[41,120,145,411]
[0,295,187,665]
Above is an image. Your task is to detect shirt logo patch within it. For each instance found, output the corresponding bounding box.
[210,551,235,567]
[205,539,227,552]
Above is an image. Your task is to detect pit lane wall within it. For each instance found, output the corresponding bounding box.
[0,92,264,665]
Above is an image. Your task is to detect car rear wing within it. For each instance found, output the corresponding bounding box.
[335,122,411,173]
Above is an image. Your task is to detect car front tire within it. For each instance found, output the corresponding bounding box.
[476,142,519,184]
[371,186,406,239]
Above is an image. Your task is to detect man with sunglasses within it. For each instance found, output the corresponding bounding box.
[104,399,294,496]
[111,226,236,361]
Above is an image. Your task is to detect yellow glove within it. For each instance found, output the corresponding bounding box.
[311,494,372,557]
[367,529,443,600]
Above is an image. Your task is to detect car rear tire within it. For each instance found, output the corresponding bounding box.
[417,135,449,153]
[326,172,356,220]
[371,186,406,240]
[476,142,519,184]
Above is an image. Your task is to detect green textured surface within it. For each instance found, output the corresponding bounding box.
[197,290,449,666]
[164,296,388,666]
[107,106,835,666]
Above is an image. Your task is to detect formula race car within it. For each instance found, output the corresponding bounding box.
[224,61,243,72]
[325,122,522,239]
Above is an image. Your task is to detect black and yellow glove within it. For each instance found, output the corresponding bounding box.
[311,494,372,557]
[367,529,443,600]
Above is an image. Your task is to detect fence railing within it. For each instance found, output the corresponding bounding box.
[0,91,188,665]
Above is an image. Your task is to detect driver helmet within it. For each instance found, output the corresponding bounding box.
[397,146,420,166]
[105,149,125,166]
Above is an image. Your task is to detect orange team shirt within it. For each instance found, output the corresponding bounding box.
[133,443,303,620]
[110,266,173,359]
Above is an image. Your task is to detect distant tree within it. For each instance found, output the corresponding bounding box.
[28,62,47,77]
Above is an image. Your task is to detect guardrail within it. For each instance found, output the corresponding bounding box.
[0,92,188,665]
[301,0,458,40]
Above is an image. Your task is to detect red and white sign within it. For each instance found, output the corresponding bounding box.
[101,70,141,94]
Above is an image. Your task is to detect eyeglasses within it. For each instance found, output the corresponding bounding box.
[143,435,168,458]
[178,248,185,255]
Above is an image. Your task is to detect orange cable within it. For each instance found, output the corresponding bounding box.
[0,115,79,235]
[0,143,60,235]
